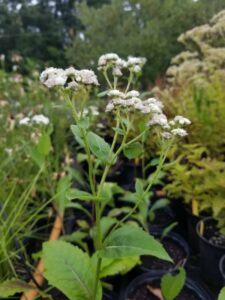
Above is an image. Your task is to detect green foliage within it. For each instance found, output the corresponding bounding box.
[43,240,102,300]
[124,142,143,159]
[87,131,111,162]
[218,287,225,300]
[0,278,34,297]
[165,144,225,227]
[98,225,172,261]
[99,256,140,278]
[161,268,186,300]
[67,0,225,82]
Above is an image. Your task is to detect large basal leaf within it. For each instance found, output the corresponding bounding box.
[43,241,102,300]
[87,131,111,161]
[98,225,172,262]
[0,279,34,297]
[123,142,143,159]
[161,268,186,300]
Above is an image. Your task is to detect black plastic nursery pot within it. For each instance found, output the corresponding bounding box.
[120,272,212,300]
[185,207,205,253]
[219,255,225,285]
[149,206,176,231]
[140,229,189,274]
[196,217,225,287]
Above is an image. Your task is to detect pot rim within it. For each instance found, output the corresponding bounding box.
[196,217,225,250]
[219,255,225,277]
[121,272,212,300]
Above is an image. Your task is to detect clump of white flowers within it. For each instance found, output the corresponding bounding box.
[40,66,99,89]
[98,53,146,77]
[19,114,50,126]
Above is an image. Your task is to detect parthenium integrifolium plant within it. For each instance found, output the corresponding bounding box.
[39,53,191,300]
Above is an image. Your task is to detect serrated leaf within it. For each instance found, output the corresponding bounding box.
[43,241,102,300]
[124,142,143,159]
[161,268,186,300]
[98,225,172,261]
[0,278,35,297]
[87,131,111,161]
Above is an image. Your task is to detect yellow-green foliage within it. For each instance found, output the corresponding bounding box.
[165,144,225,227]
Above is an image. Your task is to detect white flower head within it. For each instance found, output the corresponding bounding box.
[112,66,123,77]
[40,68,67,88]
[98,53,120,68]
[161,132,172,139]
[125,90,140,98]
[19,117,30,126]
[174,115,191,125]
[148,114,169,128]
[67,81,80,91]
[171,128,188,137]
[105,102,115,112]
[75,69,99,86]
[32,114,50,125]
[65,67,77,77]
[108,89,125,98]
[126,56,147,72]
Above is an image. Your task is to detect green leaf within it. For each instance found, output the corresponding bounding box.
[0,278,34,297]
[43,241,102,300]
[161,222,178,240]
[67,188,101,201]
[124,142,143,159]
[26,145,44,168]
[161,268,186,300]
[150,199,170,213]
[98,225,172,261]
[55,175,71,215]
[135,178,145,197]
[87,131,111,161]
[113,127,125,135]
[36,133,51,156]
[100,256,140,278]
[218,287,225,300]
[71,125,85,147]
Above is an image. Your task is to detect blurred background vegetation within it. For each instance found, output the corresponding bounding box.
[1,0,225,82]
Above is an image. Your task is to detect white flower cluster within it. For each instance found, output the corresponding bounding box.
[106,90,164,115]
[98,53,146,76]
[40,66,99,89]
[78,105,99,117]
[154,115,191,139]
[19,114,50,126]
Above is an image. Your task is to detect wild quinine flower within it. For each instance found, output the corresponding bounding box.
[171,128,188,137]
[40,68,67,88]
[126,56,147,73]
[40,67,99,89]
[75,69,99,86]
[19,117,30,125]
[19,114,50,126]
[32,114,50,125]
[173,115,191,125]
[161,132,172,139]
[108,89,125,98]
[148,114,169,129]
[125,90,140,98]
[98,53,146,75]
